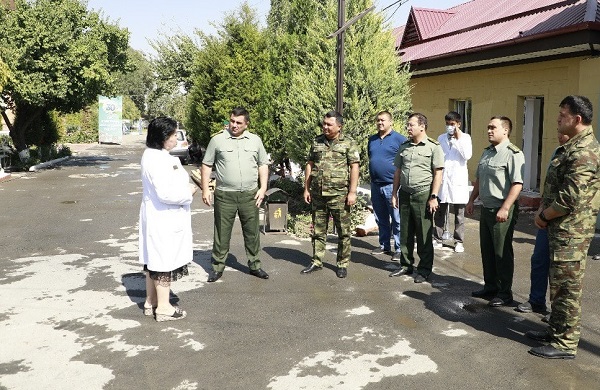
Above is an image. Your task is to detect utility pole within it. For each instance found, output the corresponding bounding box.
[336,0,346,115]
[329,2,375,116]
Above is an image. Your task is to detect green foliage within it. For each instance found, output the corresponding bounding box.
[147,32,200,121]
[122,95,141,121]
[271,0,412,176]
[8,143,72,172]
[113,48,154,115]
[0,0,130,150]
[151,34,200,93]
[0,58,10,92]
[57,95,138,143]
[152,0,411,184]
[268,176,369,238]
[269,176,311,216]
[13,104,60,146]
[286,213,313,238]
[60,104,99,143]
[185,3,267,147]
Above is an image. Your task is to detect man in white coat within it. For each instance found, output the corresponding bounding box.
[433,111,472,253]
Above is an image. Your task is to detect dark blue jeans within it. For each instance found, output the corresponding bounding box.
[370,182,400,252]
[528,229,550,306]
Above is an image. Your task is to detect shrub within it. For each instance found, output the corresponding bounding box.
[269,176,370,238]
[8,143,71,171]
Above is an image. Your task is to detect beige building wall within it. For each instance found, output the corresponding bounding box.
[409,56,600,188]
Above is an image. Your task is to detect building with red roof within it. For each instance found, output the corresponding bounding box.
[396,0,600,191]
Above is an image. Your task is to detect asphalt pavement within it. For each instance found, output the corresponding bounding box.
[1,133,600,390]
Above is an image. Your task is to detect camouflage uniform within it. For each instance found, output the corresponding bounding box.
[542,126,600,354]
[307,133,360,268]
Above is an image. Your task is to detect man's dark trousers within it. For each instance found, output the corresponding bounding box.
[529,228,550,306]
[479,205,518,300]
[399,190,434,277]
[211,188,261,272]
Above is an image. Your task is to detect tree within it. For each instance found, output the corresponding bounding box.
[114,48,154,116]
[268,0,412,174]
[0,0,129,151]
[147,33,201,120]
[185,3,267,147]
[0,58,9,92]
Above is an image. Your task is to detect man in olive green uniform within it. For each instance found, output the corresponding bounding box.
[390,113,444,283]
[302,111,360,278]
[466,116,524,306]
[201,107,270,282]
[525,96,600,359]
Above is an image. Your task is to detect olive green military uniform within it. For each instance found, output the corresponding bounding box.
[543,126,600,355]
[202,130,269,272]
[307,133,360,268]
[476,140,524,301]
[394,137,444,277]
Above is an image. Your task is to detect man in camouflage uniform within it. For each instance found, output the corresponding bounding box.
[525,95,600,359]
[302,111,360,278]
[466,116,524,307]
[390,113,444,283]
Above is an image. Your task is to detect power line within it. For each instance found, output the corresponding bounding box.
[382,0,410,24]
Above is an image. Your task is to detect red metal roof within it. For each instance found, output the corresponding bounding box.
[413,8,456,39]
[396,0,600,62]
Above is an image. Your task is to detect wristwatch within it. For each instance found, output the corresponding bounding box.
[430,194,438,200]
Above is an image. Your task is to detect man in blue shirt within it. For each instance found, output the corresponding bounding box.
[368,111,407,260]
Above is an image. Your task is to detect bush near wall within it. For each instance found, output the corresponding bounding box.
[269,176,369,239]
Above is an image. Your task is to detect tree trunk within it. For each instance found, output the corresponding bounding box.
[7,104,42,152]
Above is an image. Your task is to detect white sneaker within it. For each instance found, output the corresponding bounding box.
[454,242,465,253]
[433,239,443,249]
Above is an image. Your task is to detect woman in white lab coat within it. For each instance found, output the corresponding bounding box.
[139,117,197,321]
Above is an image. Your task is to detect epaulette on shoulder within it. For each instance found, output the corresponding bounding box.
[428,136,440,145]
[508,143,521,153]
[211,129,225,138]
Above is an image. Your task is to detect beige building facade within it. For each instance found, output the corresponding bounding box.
[410,56,600,190]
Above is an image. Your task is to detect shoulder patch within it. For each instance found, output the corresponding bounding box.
[507,143,521,153]
[427,136,440,145]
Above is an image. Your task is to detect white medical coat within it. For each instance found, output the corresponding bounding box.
[437,132,473,204]
[139,148,193,272]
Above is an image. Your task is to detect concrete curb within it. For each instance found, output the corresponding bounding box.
[29,156,70,172]
[0,172,11,182]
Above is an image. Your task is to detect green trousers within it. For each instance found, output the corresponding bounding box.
[399,190,434,277]
[310,193,351,268]
[211,188,261,272]
[479,205,518,300]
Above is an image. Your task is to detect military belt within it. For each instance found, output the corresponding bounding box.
[399,185,429,195]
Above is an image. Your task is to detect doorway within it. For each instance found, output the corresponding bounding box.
[522,97,544,191]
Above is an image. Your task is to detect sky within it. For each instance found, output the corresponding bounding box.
[86,0,466,56]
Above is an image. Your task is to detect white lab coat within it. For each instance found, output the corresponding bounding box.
[437,132,473,204]
[139,148,193,272]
